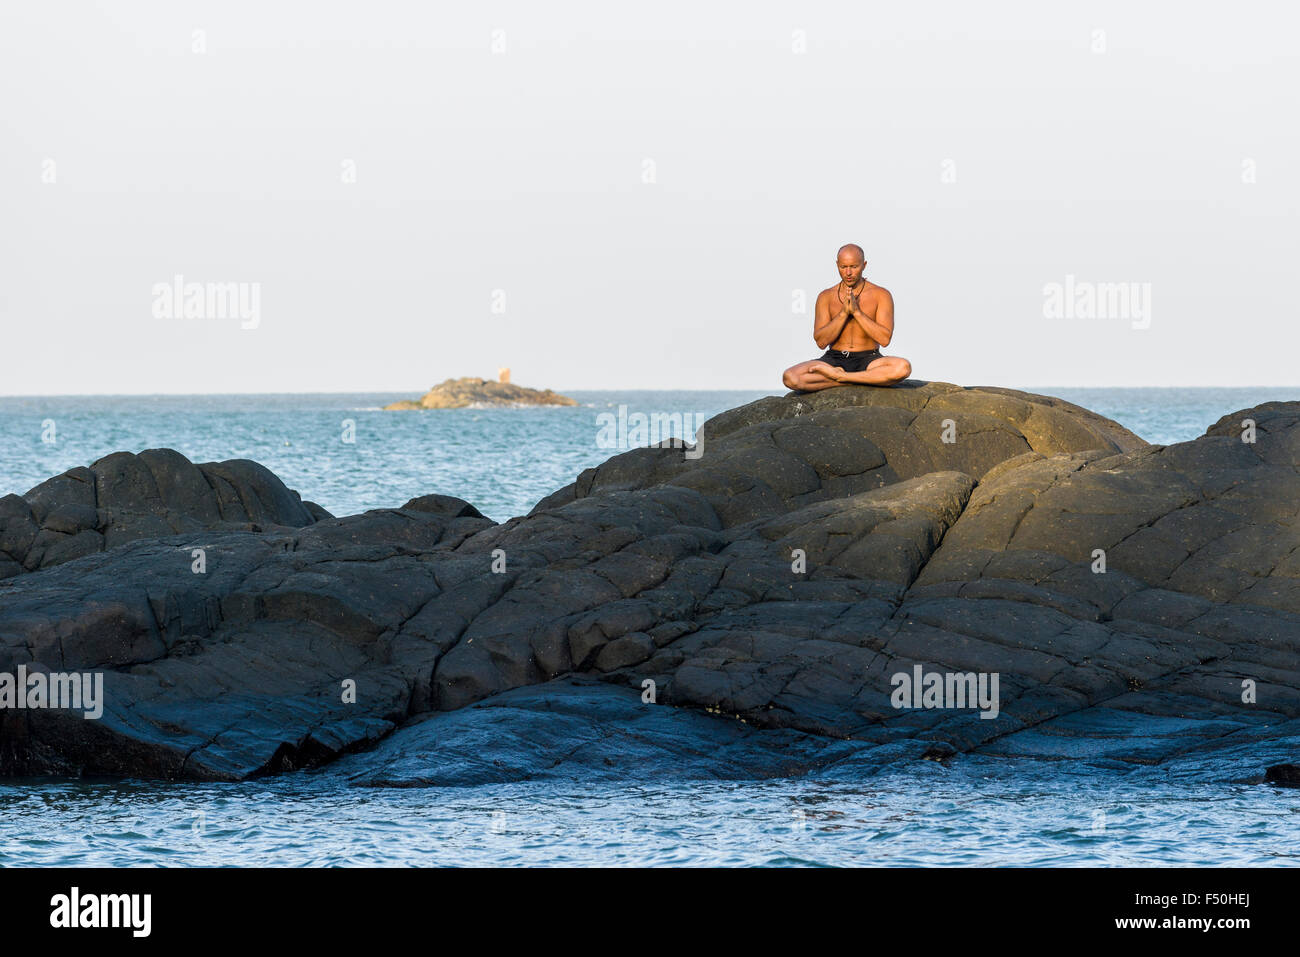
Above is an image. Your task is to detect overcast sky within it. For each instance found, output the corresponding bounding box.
[2,1,1297,394]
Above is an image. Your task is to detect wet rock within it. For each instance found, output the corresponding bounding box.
[1264,763,1300,786]
[330,677,871,787]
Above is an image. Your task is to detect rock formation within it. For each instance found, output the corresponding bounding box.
[1,381,1296,785]
[384,376,576,410]
[0,449,330,581]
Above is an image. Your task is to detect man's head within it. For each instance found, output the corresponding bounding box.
[836,244,865,284]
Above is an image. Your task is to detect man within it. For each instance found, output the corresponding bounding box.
[781,244,912,392]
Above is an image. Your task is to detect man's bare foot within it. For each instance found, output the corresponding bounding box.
[808,361,844,382]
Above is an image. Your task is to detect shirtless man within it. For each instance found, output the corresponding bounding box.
[781,244,912,391]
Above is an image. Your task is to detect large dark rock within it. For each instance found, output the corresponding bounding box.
[0,449,331,580]
[0,503,494,778]
[0,382,1296,785]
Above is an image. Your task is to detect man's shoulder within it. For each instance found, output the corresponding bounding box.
[865,281,892,299]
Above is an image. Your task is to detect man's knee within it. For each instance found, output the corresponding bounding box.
[896,358,912,380]
[782,368,799,389]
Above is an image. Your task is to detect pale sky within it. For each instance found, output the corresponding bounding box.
[2,1,1297,394]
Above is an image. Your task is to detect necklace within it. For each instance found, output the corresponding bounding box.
[835,279,866,355]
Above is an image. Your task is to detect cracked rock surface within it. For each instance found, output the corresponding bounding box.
[0,448,331,580]
[0,381,1295,784]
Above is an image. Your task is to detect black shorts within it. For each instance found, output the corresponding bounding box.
[818,348,882,374]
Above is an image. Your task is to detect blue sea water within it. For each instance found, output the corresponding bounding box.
[0,387,1291,523]
[0,386,1297,866]
[1,758,1297,867]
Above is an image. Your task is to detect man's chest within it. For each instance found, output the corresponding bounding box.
[826,288,879,320]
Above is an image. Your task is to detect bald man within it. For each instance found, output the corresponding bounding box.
[782,244,912,392]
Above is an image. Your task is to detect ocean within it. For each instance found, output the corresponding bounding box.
[0,386,1296,866]
[2,387,1290,524]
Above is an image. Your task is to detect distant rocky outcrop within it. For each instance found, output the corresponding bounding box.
[384,377,577,410]
[1,381,1297,785]
[0,449,330,580]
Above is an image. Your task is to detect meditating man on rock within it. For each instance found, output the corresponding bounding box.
[781,244,912,392]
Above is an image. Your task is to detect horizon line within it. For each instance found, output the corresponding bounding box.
[0,384,1296,400]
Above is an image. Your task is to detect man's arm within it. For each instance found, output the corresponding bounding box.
[813,291,852,349]
[850,288,894,347]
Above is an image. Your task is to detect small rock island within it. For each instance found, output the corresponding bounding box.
[384,368,577,410]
